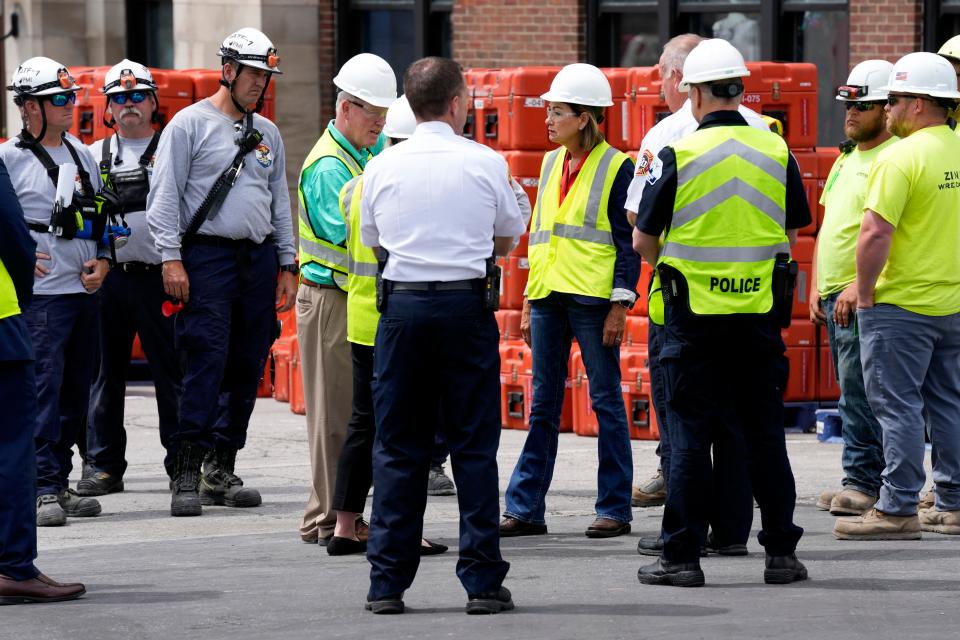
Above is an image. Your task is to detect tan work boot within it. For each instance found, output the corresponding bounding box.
[816,489,839,511]
[632,470,666,507]
[918,488,935,511]
[919,509,960,535]
[829,489,877,516]
[834,508,922,540]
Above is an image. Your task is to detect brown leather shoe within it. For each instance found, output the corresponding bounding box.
[585,517,631,538]
[356,519,369,543]
[0,572,85,605]
[499,516,547,537]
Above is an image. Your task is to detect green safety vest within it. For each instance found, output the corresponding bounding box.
[0,258,19,320]
[657,125,790,316]
[527,141,630,300]
[297,129,369,290]
[340,176,380,346]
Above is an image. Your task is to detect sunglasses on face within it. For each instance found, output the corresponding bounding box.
[47,92,76,107]
[347,100,387,119]
[844,101,879,112]
[111,91,148,105]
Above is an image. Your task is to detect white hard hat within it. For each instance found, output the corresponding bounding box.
[102,59,157,95]
[333,53,396,109]
[939,35,960,64]
[219,28,283,74]
[384,95,416,139]
[6,56,80,97]
[836,59,894,102]
[880,52,960,100]
[678,39,750,92]
[541,64,613,107]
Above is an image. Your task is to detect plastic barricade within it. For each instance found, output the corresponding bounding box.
[792,150,819,236]
[624,316,648,348]
[495,309,523,342]
[627,66,670,149]
[782,319,816,402]
[816,146,841,229]
[69,66,111,144]
[182,68,276,121]
[498,255,529,310]
[271,335,295,403]
[571,350,597,436]
[256,357,272,398]
[502,150,546,220]
[818,345,840,402]
[742,62,818,150]
[499,342,532,430]
[289,336,305,415]
[465,69,500,147]
[630,262,654,317]
[620,348,659,440]
[792,236,814,319]
[489,67,559,150]
[600,68,632,152]
[149,68,194,128]
[131,334,146,362]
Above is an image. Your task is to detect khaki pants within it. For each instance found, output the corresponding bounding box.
[296,284,352,541]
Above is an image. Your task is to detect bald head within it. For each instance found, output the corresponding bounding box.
[659,34,705,113]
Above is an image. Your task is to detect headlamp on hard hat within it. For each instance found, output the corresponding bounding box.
[837,85,868,100]
[58,69,75,90]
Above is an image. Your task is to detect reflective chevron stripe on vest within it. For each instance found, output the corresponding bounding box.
[658,125,790,316]
[527,141,630,300]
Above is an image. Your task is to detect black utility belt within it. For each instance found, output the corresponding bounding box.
[386,279,484,293]
[27,222,52,234]
[117,261,161,273]
[181,234,269,250]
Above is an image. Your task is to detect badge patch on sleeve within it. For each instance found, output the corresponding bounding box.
[646,156,663,186]
[635,149,654,177]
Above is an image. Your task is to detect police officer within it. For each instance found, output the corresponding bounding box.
[810,60,896,520]
[360,57,525,614]
[1,57,107,527]
[295,53,395,545]
[0,158,86,604]
[626,33,771,559]
[834,52,960,540]
[146,28,297,517]
[79,60,182,496]
[632,39,808,586]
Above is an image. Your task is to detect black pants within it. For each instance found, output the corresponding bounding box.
[87,267,182,477]
[333,343,452,513]
[660,303,803,563]
[367,289,509,599]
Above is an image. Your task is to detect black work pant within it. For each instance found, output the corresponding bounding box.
[87,267,182,477]
[659,303,803,563]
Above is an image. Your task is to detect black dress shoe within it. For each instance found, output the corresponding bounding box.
[499,516,547,537]
[764,553,808,584]
[705,532,748,556]
[637,558,705,587]
[420,539,448,556]
[327,536,367,556]
[365,594,404,614]
[466,586,514,614]
[637,535,663,556]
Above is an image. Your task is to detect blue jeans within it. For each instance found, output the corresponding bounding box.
[821,293,883,496]
[504,294,633,524]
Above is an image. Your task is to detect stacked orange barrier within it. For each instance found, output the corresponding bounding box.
[271,307,297,403]
[288,336,305,415]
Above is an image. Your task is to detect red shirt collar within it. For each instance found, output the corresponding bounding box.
[559,150,589,203]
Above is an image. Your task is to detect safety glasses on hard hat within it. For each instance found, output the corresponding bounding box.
[843,101,880,112]
[111,91,148,105]
[47,92,77,107]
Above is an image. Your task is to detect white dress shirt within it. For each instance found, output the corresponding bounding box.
[360,121,526,282]
[624,101,769,213]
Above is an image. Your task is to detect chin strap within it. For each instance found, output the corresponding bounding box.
[15,101,51,149]
[220,62,272,115]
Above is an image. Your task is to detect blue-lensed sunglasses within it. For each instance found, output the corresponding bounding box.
[47,93,77,107]
[110,91,148,105]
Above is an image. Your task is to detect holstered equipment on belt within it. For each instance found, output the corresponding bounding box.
[484,255,501,311]
[771,253,798,328]
[375,249,389,313]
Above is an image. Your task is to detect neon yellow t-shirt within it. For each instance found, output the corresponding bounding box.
[817,137,897,297]
[863,125,960,315]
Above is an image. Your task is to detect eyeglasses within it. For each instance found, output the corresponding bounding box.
[47,93,77,107]
[844,101,879,112]
[546,109,577,121]
[886,94,935,106]
[348,100,388,119]
[111,91,148,105]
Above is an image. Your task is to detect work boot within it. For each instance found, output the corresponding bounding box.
[637,558,705,587]
[427,464,456,496]
[833,508,922,540]
[919,508,960,535]
[763,553,808,584]
[816,488,839,511]
[58,489,101,517]
[705,531,748,556]
[36,494,66,527]
[171,441,206,517]
[829,488,877,516]
[632,470,666,507]
[200,447,262,508]
[918,488,935,511]
[76,471,124,497]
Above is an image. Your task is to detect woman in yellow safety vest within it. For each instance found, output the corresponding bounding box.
[501,64,640,539]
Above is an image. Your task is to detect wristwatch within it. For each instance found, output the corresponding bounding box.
[615,298,634,310]
[280,263,299,275]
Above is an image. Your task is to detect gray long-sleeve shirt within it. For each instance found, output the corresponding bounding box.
[145,99,296,265]
[0,134,104,296]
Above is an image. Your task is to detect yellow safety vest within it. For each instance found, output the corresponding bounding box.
[657,125,790,316]
[0,258,19,320]
[298,129,369,290]
[340,177,380,346]
[527,141,630,300]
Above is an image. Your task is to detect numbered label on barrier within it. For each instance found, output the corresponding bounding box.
[524,98,544,108]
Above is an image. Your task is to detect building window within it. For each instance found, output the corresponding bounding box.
[126,0,173,68]
[924,0,960,51]
[595,8,660,67]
